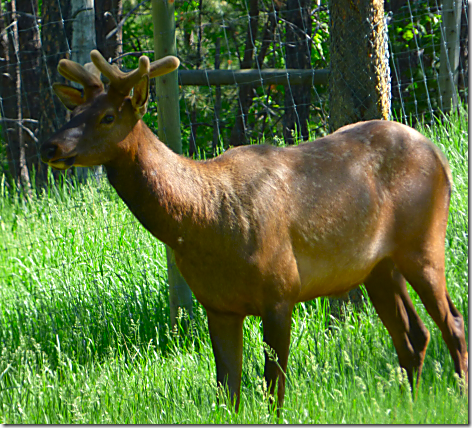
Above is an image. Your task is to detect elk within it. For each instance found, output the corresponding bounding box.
[41,50,468,411]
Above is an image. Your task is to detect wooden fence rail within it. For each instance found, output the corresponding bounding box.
[177,68,329,86]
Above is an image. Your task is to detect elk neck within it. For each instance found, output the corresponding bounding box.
[104,120,219,249]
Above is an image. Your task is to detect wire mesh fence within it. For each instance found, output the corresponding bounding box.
[0,0,468,339]
[0,0,468,178]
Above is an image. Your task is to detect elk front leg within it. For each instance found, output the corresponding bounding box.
[206,309,245,411]
[262,303,293,410]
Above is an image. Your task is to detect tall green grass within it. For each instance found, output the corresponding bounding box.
[0,111,468,423]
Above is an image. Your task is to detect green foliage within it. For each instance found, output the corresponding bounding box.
[0,112,468,423]
[387,0,447,120]
[121,0,331,156]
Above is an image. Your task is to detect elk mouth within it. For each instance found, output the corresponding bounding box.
[48,156,76,170]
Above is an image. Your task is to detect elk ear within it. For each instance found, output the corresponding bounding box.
[131,75,149,115]
[53,83,85,110]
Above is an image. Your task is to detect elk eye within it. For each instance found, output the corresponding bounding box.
[101,114,115,124]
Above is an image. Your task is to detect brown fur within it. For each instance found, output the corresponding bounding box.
[40,54,468,411]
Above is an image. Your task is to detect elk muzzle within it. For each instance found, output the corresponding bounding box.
[40,140,77,170]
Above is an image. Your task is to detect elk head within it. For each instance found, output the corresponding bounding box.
[41,50,180,170]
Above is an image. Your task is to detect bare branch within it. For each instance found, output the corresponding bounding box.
[106,0,149,40]
[0,118,38,124]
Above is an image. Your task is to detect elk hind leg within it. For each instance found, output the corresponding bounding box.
[364,258,430,390]
[395,249,468,385]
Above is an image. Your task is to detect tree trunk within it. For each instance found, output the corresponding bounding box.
[188,0,203,157]
[38,0,72,176]
[95,0,123,61]
[438,0,462,113]
[152,0,194,328]
[328,0,391,314]
[328,0,390,132]
[229,0,259,147]
[0,0,30,189]
[458,0,468,103]
[17,0,41,185]
[71,0,96,181]
[212,37,222,153]
[0,1,17,181]
[283,0,312,145]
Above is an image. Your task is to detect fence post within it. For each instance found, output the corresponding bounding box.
[151,0,194,327]
[439,0,462,113]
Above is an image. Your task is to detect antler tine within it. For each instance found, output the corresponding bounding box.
[90,49,150,96]
[149,56,180,78]
[57,59,104,98]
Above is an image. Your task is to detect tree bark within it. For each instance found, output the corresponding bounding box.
[0,0,31,189]
[95,0,123,61]
[0,1,18,181]
[328,0,390,132]
[71,0,96,181]
[229,0,259,147]
[458,0,468,103]
[188,0,203,156]
[17,0,41,184]
[212,37,222,153]
[283,0,312,144]
[438,0,462,113]
[38,0,72,166]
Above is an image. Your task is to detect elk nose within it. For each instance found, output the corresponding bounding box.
[40,144,57,161]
